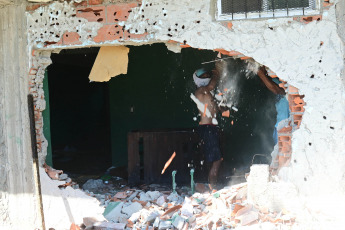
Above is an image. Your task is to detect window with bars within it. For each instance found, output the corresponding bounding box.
[216,0,320,20]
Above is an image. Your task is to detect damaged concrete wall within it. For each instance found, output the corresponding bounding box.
[24,0,345,224]
[0,1,42,229]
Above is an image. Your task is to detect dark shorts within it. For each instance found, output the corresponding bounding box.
[197,125,222,162]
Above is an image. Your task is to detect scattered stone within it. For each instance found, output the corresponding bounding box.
[158,220,172,229]
[83,217,99,228]
[83,179,106,193]
[167,192,179,202]
[139,192,151,202]
[122,202,142,217]
[146,191,161,200]
[93,221,126,230]
[114,191,127,199]
[156,195,166,206]
[59,173,68,180]
[103,201,124,222]
[172,214,185,229]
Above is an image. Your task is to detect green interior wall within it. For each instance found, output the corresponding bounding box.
[108,44,276,170]
[109,44,218,167]
[43,70,53,167]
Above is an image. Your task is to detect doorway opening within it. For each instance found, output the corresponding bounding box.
[44,43,278,188]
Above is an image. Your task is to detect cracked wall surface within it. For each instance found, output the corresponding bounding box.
[23,0,345,227]
[0,1,41,229]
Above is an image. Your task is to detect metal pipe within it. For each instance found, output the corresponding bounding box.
[190,169,195,194]
[172,170,177,193]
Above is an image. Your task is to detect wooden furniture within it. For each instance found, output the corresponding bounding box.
[128,129,200,185]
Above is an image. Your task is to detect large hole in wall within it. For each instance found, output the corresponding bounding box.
[44,43,286,188]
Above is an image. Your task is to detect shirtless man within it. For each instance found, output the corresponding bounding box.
[191,61,223,190]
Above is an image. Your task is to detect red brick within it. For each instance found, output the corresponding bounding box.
[291,105,305,113]
[278,126,292,134]
[278,156,289,168]
[288,86,299,94]
[63,32,82,45]
[278,135,291,142]
[93,25,124,43]
[76,6,105,22]
[26,4,42,12]
[106,3,138,23]
[89,0,103,5]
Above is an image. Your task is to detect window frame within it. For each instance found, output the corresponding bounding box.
[216,0,321,21]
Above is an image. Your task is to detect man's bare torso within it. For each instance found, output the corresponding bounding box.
[195,88,218,125]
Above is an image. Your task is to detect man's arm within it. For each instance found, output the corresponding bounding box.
[257,66,285,95]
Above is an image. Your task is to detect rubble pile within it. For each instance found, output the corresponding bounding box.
[80,183,295,230]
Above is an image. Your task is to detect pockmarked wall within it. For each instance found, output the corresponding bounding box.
[26,0,344,217]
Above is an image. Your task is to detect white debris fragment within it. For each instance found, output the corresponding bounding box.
[167,193,179,202]
[122,202,142,217]
[146,191,161,200]
[181,197,194,217]
[139,192,151,202]
[157,196,166,206]
[172,214,185,229]
[103,202,124,222]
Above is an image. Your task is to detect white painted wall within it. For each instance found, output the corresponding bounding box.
[23,0,345,228]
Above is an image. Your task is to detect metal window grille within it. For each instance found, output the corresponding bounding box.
[217,0,319,20]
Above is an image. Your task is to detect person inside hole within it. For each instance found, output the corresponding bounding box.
[192,60,225,190]
[257,66,290,145]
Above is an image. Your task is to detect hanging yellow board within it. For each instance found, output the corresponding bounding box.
[89,46,129,82]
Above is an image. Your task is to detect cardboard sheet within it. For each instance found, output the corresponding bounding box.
[89,46,129,82]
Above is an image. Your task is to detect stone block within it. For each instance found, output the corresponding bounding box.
[146,191,161,200]
[172,214,185,229]
[122,202,142,217]
[103,202,124,222]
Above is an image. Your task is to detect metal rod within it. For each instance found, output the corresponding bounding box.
[28,94,46,230]
[190,169,195,194]
[172,170,177,193]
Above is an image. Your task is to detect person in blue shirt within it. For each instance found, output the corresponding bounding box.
[257,66,290,145]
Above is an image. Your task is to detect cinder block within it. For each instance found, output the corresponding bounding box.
[76,6,105,22]
[106,3,138,23]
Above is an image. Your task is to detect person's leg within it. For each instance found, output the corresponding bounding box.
[208,159,222,190]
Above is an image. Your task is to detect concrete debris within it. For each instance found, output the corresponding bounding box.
[43,163,63,180]
[121,202,142,217]
[156,195,166,206]
[70,165,299,230]
[93,221,126,230]
[103,202,124,222]
[74,180,297,230]
[83,179,107,193]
